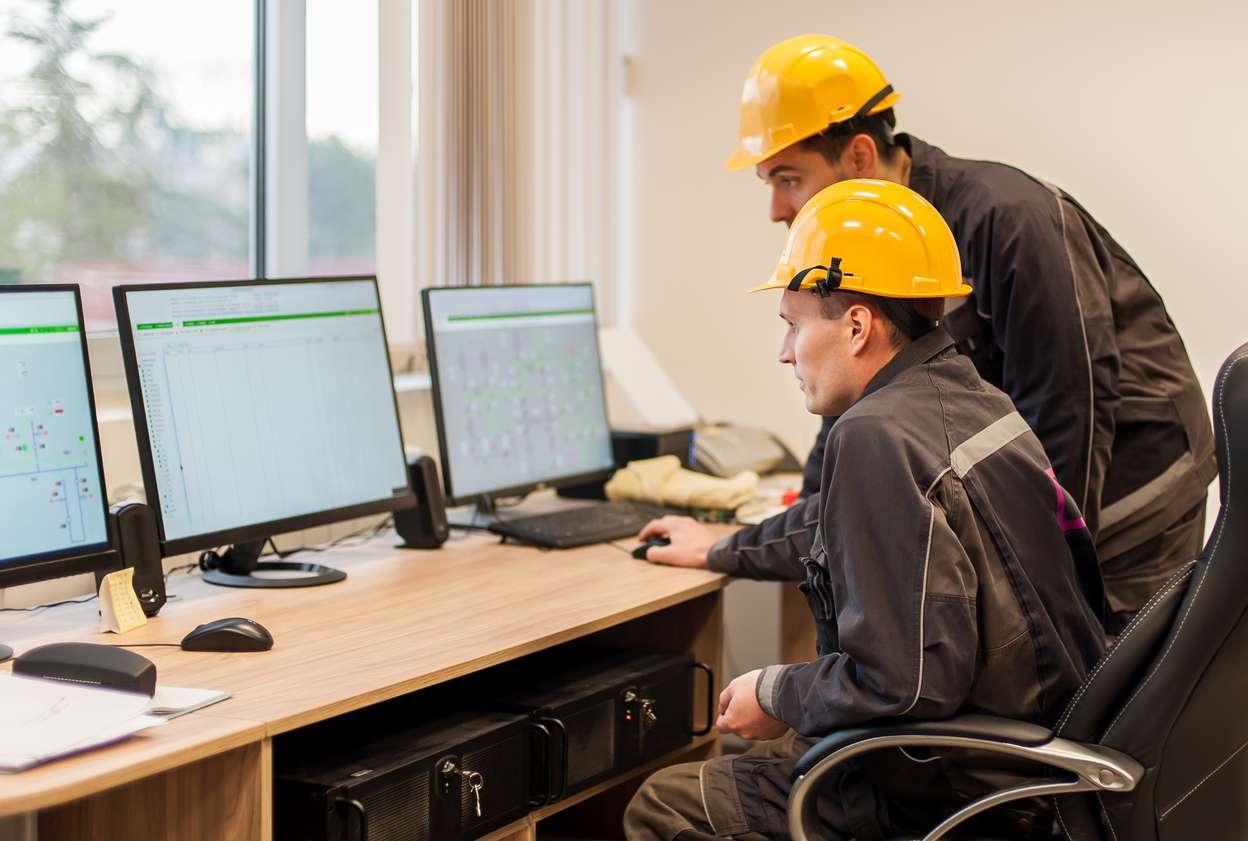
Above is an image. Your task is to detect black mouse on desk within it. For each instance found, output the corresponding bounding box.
[632,536,671,560]
[181,617,274,652]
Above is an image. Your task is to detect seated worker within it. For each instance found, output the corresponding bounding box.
[624,180,1106,841]
[646,35,1215,632]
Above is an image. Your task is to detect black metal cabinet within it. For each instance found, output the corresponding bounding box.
[494,651,713,807]
[275,710,532,841]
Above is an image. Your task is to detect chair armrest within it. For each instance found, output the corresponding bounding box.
[787,714,1143,841]
[792,714,1053,779]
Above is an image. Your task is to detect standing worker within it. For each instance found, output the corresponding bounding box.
[645,34,1215,631]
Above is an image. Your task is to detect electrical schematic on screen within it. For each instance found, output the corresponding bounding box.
[0,331,105,557]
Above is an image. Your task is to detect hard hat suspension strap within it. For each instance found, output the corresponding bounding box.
[837,84,896,142]
[787,258,845,297]
[851,84,894,123]
[789,254,936,339]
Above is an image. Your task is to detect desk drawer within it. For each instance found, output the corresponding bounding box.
[497,651,713,806]
[275,710,531,841]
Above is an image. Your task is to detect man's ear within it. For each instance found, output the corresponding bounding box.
[846,303,872,356]
[846,133,880,178]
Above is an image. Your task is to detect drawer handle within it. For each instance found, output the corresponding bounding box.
[691,661,715,736]
[335,797,368,841]
[544,717,570,801]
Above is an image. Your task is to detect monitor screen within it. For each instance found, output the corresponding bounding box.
[423,284,614,504]
[0,288,111,580]
[116,277,412,552]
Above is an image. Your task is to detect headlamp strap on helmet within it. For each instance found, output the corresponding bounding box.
[852,84,893,123]
[785,255,936,339]
[838,84,896,142]
[787,257,844,297]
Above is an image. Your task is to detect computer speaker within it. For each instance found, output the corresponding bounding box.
[396,455,449,549]
[96,502,167,617]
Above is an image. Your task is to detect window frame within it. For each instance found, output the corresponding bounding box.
[75,0,417,389]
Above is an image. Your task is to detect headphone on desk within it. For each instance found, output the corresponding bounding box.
[198,544,260,576]
[197,541,346,589]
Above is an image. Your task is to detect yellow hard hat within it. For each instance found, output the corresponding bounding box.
[750,179,971,299]
[726,34,901,172]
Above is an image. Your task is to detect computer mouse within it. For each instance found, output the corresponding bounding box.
[181,617,274,652]
[632,537,671,560]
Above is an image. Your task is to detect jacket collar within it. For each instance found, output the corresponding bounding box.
[859,326,956,402]
[896,133,942,207]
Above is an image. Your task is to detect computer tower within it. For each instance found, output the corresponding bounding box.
[493,651,713,806]
[274,710,532,841]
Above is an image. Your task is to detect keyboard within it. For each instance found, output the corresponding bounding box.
[489,501,682,549]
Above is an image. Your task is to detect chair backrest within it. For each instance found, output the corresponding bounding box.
[1053,342,1248,841]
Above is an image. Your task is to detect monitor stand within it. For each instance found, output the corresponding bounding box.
[446,495,502,531]
[200,540,347,589]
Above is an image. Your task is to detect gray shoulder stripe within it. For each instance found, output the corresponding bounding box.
[951,412,1032,478]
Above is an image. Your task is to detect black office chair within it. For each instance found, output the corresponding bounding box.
[788,341,1248,841]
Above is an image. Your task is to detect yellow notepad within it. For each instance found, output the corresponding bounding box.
[99,568,148,634]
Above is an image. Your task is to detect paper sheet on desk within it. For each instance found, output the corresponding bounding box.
[147,685,231,720]
[0,673,165,772]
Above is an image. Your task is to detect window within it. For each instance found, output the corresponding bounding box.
[305,0,377,278]
[0,0,380,331]
[0,0,255,330]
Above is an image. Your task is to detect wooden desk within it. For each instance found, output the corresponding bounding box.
[0,533,726,841]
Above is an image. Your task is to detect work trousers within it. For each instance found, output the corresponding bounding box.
[1102,502,1206,634]
[623,731,823,841]
[623,733,1051,841]
[622,731,965,841]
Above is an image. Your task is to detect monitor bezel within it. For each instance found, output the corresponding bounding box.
[0,284,117,589]
[114,275,415,557]
[421,282,615,508]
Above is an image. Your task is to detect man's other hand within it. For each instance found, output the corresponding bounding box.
[715,669,788,741]
[637,516,715,568]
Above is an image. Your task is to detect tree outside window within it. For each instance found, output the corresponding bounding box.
[0,0,378,330]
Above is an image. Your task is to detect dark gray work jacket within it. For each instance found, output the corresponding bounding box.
[756,329,1105,731]
[748,330,1106,836]
[711,136,1216,617]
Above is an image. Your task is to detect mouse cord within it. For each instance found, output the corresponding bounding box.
[105,643,182,648]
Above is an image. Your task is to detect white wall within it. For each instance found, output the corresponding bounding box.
[627,0,1248,462]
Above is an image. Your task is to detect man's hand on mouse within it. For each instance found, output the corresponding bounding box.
[637,516,715,568]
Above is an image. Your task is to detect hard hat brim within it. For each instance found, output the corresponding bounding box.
[725,146,759,172]
[746,278,788,293]
[725,89,903,172]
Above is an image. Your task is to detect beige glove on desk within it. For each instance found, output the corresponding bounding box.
[604,455,758,510]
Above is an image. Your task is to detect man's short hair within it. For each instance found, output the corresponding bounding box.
[817,289,940,348]
[799,109,900,166]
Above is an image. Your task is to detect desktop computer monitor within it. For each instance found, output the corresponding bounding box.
[422,283,615,507]
[114,277,414,586]
[0,286,115,658]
